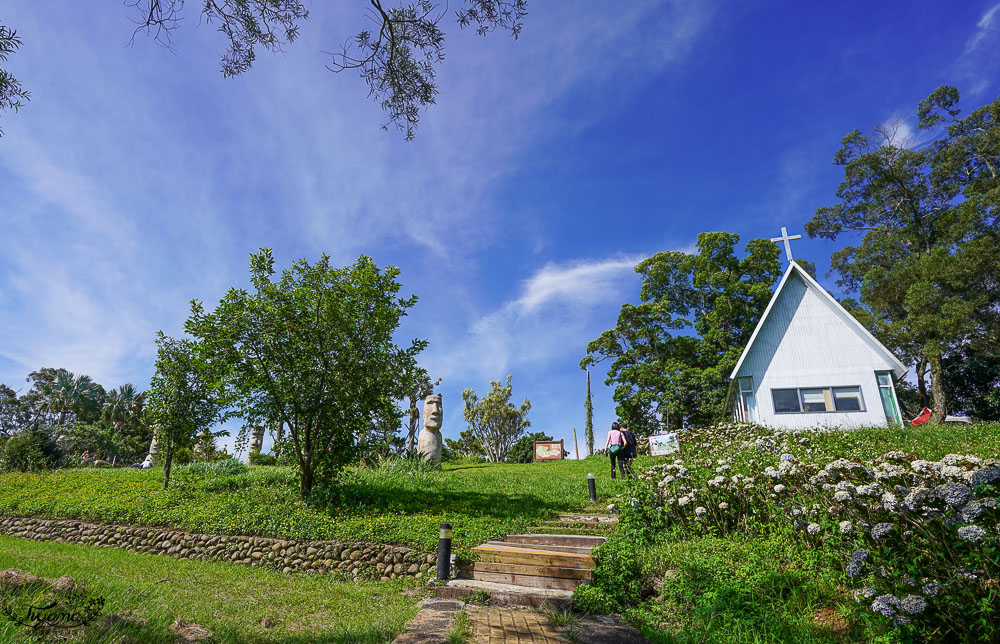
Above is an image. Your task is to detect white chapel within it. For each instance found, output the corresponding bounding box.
[726,229,907,429]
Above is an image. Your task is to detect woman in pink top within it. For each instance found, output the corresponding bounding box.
[605,421,626,479]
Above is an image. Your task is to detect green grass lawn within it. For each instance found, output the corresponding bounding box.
[0,457,632,555]
[0,535,419,643]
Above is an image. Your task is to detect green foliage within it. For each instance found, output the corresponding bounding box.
[0,24,29,137]
[0,423,62,472]
[461,375,531,463]
[248,452,278,466]
[572,584,615,615]
[179,457,248,478]
[943,345,1000,420]
[184,249,425,499]
[146,334,223,490]
[583,232,782,432]
[506,432,555,464]
[807,87,1000,423]
[585,369,595,456]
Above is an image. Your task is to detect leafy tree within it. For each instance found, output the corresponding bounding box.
[584,368,594,456]
[184,249,425,498]
[582,232,782,431]
[943,344,1000,421]
[39,371,105,427]
[0,423,62,472]
[0,384,29,438]
[806,87,1000,423]
[506,431,567,464]
[444,428,484,459]
[461,375,530,463]
[146,333,223,490]
[0,24,29,137]
[118,1,524,140]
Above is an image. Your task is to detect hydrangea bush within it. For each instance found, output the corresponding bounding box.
[621,423,1000,641]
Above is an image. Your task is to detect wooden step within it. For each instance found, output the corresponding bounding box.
[461,570,586,591]
[503,533,607,548]
[458,561,593,581]
[471,544,596,569]
[481,540,593,555]
[525,526,612,536]
[534,520,614,531]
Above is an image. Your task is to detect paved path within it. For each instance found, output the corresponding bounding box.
[468,606,564,643]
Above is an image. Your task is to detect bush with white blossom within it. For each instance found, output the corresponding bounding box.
[620,422,1000,641]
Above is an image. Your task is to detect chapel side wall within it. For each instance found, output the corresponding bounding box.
[736,273,892,429]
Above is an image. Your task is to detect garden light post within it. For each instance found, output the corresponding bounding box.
[588,473,597,502]
[437,523,452,580]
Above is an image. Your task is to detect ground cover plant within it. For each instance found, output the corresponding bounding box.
[0,456,630,557]
[0,534,418,643]
[580,422,1000,643]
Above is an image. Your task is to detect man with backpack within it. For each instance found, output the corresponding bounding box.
[605,421,626,480]
[620,425,637,477]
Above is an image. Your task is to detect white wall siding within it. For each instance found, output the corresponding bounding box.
[735,272,896,429]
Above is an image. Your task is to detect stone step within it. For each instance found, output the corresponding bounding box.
[533,520,614,531]
[433,579,573,610]
[458,561,593,581]
[525,526,611,536]
[481,540,594,555]
[556,513,618,524]
[471,544,595,569]
[503,533,607,548]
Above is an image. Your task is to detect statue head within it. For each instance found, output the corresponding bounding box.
[423,394,443,432]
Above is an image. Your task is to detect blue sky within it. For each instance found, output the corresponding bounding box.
[1,1,998,457]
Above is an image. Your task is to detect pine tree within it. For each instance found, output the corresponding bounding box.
[585,369,594,456]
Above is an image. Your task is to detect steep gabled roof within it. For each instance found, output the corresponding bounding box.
[729,261,907,380]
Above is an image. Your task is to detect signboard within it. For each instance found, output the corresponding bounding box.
[648,432,679,457]
[533,440,564,461]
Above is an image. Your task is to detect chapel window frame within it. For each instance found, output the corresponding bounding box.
[771,385,867,414]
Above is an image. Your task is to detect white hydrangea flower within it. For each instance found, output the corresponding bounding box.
[695,506,707,517]
[834,490,852,503]
[678,496,691,506]
[807,523,821,535]
[773,484,787,494]
[839,520,853,534]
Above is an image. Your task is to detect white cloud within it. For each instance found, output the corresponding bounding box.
[966,3,1000,52]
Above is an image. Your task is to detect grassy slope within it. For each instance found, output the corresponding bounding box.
[0,457,632,555]
[0,535,418,643]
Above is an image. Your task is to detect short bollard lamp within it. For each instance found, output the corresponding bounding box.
[588,473,597,502]
[437,523,452,580]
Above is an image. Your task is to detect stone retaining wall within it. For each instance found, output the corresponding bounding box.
[0,516,434,580]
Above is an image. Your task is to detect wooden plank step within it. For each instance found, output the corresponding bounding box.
[471,544,595,569]
[504,533,606,548]
[525,526,612,536]
[534,520,614,530]
[481,540,594,555]
[458,561,593,581]
[463,570,586,591]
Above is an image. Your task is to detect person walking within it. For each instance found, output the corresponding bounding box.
[605,421,626,479]
[620,425,637,477]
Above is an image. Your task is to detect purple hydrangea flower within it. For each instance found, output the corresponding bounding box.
[957,525,987,543]
[871,523,893,539]
[871,594,900,618]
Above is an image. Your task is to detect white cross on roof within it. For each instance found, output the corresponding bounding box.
[770,226,802,261]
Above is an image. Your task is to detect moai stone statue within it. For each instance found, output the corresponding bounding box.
[246,425,265,464]
[417,394,443,466]
[143,426,160,467]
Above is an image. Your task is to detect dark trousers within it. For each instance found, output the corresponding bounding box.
[610,452,626,479]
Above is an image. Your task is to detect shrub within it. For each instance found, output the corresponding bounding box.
[572,584,615,614]
[249,452,278,466]
[177,457,248,478]
[619,423,1000,642]
[0,426,63,473]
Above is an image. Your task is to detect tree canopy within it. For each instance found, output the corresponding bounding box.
[806,86,1000,422]
[1,2,526,141]
[184,249,425,498]
[461,375,530,463]
[582,232,782,431]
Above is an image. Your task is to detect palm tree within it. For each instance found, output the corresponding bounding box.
[103,383,144,434]
[43,371,103,425]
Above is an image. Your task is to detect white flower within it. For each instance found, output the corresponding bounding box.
[678,496,691,506]
[695,506,707,517]
[773,484,787,494]
[957,525,987,543]
[834,490,852,503]
[807,523,821,535]
[718,502,729,510]
[838,520,853,534]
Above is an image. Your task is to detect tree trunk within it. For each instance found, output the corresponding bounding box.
[299,465,313,499]
[927,348,947,424]
[163,444,173,490]
[406,399,419,452]
[916,356,929,408]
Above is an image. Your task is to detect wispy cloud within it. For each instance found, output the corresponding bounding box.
[965,3,1000,53]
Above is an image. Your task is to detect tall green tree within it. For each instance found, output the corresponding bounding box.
[185,249,425,498]
[582,232,782,431]
[806,87,1000,423]
[584,368,594,456]
[461,375,531,463]
[146,334,223,490]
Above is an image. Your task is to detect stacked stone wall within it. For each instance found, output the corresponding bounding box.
[0,516,434,580]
